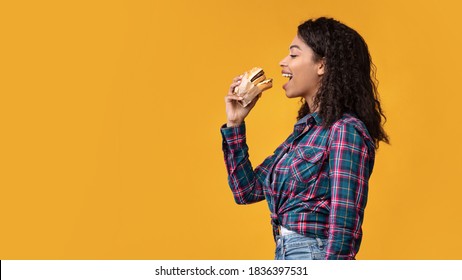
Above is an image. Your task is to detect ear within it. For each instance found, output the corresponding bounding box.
[317,58,325,76]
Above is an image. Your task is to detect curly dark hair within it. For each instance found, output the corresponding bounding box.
[297,17,389,147]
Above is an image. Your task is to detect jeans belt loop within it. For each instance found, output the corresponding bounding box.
[316,237,324,249]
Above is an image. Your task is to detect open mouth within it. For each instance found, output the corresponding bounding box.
[282,72,293,91]
[282,73,293,80]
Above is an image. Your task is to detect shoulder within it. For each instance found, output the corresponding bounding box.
[329,113,376,152]
[331,113,367,133]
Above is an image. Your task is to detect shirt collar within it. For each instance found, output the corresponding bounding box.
[295,112,322,127]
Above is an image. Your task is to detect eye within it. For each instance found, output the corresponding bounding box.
[290,55,297,58]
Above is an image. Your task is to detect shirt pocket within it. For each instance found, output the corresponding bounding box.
[289,146,326,185]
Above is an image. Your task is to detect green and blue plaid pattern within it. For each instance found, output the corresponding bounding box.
[221,112,375,260]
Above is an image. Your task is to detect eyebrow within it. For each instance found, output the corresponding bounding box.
[289,45,302,50]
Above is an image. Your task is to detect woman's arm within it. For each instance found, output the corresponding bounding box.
[221,123,290,205]
[325,119,375,260]
[221,73,289,204]
[221,75,266,204]
[221,123,265,204]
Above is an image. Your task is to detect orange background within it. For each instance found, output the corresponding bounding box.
[1,0,462,259]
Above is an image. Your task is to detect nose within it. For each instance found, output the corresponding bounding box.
[279,55,288,67]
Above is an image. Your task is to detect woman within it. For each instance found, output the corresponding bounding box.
[221,17,389,260]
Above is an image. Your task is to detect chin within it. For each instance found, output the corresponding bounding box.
[285,90,301,99]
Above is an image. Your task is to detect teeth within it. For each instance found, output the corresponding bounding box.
[282,73,293,78]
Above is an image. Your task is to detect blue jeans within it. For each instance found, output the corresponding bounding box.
[274,231,327,260]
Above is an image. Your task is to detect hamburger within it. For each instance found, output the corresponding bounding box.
[233,67,273,107]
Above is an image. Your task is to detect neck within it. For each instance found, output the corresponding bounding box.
[305,96,318,113]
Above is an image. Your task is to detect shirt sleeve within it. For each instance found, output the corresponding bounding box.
[325,121,374,260]
[220,123,265,204]
[221,123,290,205]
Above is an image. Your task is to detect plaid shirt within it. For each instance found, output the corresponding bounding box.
[221,112,376,260]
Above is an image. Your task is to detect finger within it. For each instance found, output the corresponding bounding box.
[225,94,244,100]
[232,75,244,83]
[229,80,242,92]
[225,95,244,102]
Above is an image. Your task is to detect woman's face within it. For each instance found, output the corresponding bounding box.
[279,35,325,103]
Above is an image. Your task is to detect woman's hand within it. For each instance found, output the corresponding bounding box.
[225,75,261,127]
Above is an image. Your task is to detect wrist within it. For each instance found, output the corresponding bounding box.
[226,120,243,127]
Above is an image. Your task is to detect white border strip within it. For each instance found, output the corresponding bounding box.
[2,260,462,280]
